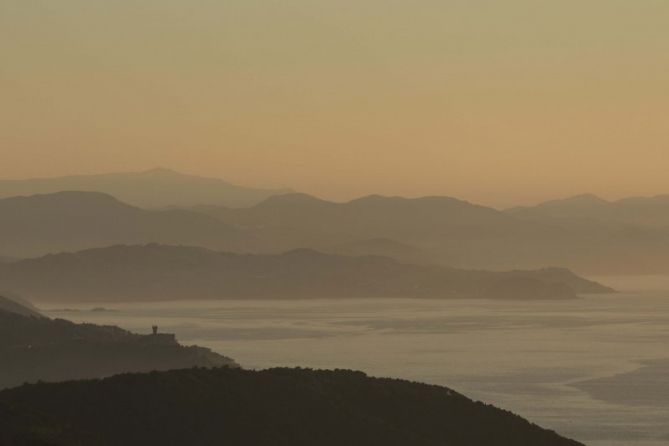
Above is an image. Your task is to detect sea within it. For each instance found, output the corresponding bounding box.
[41,275,669,446]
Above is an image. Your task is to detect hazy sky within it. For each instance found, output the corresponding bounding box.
[1,1,668,207]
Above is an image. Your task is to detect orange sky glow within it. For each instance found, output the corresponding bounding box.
[1,0,668,207]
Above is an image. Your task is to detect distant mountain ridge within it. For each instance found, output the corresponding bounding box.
[508,193,669,228]
[0,367,583,446]
[0,168,293,208]
[4,186,669,273]
[0,191,251,258]
[187,192,669,274]
[188,192,529,266]
[216,193,517,233]
[0,244,613,302]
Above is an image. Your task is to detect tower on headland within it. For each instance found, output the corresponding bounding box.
[142,325,175,344]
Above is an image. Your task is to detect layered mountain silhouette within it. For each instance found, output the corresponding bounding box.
[189,193,669,274]
[188,193,538,267]
[0,367,583,446]
[4,187,669,273]
[0,191,251,258]
[0,168,292,208]
[508,193,669,228]
[197,193,518,239]
[0,244,612,302]
[0,296,237,390]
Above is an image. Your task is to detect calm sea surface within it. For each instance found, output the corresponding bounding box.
[41,276,669,446]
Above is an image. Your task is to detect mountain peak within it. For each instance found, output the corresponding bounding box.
[559,193,609,205]
[142,167,181,176]
[257,193,332,207]
[508,194,610,214]
[349,194,468,206]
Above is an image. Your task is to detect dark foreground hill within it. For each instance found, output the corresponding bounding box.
[0,294,42,318]
[0,244,613,302]
[0,308,237,390]
[0,367,583,446]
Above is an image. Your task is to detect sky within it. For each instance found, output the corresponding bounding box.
[1,0,668,207]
